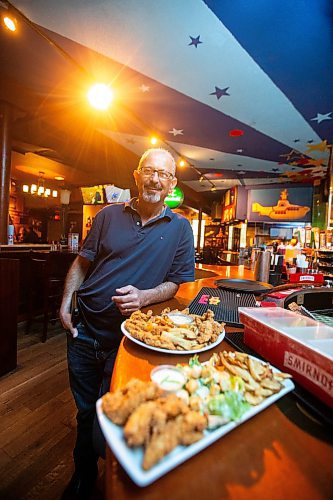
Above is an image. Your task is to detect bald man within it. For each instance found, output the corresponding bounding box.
[60,148,195,498]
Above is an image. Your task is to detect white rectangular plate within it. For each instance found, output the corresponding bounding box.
[96,362,294,487]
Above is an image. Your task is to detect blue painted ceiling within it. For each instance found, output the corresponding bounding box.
[0,0,332,205]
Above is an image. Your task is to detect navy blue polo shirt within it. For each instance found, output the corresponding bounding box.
[77,200,195,346]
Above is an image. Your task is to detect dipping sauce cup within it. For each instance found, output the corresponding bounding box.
[150,365,186,393]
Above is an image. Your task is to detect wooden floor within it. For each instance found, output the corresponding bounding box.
[0,321,105,500]
[0,265,226,499]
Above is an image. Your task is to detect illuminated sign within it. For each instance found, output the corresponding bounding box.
[165,186,184,208]
[223,187,237,222]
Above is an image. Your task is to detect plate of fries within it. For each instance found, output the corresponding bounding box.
[121,308,225,354]
[97,351,294,486]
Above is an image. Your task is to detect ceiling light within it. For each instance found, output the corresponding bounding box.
[55,175,65,181]
[150,136,158,145]
[87,83,113,111]
[22,171,58,198]
[178,159,185,167]
[3,15,17,32]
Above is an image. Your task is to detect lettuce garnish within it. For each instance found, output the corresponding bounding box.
[207,392,250,422]
[189,355,201,367]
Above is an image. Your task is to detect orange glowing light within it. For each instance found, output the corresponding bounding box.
[150,136,158,145]
[3,16,17,31]
[87,83,113,110]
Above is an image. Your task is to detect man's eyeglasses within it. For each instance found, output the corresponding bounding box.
[138,167,174,180]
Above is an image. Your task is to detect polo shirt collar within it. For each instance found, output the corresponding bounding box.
[124,197,173,220]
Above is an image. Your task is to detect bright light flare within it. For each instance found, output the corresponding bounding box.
[4,16,15,31]
[87,83,113,111]
[179,159,185,167]
[150,136,158,145]
[3,16,17,31]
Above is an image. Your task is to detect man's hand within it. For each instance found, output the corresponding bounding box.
[112,285,144,316]
[112,282,179,316]
[60,308,78,338]
[59,255,90,338]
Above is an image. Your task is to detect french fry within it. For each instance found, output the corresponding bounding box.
[212,350,291,406]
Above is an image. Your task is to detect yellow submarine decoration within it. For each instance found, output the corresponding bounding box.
[252,189,310,220]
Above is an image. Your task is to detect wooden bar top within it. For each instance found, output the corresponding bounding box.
[105,265,333,499]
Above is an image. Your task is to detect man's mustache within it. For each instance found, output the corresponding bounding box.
[144,183,162,190]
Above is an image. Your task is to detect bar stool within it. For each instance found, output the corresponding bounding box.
[26,252,73,342]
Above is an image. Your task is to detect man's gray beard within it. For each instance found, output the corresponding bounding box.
[142,190,161,203]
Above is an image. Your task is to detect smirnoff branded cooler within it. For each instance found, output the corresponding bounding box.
[239,307,333,409]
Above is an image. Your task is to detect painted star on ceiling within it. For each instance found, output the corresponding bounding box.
[168,128,184,136]
[306,158,326,167]
[311,166,328,176]
[210,86,230,99]
[290,167,326,180]
[311,112,332,124]
[306,140,328,152]
[139,84,150,93]
[188,35,202,48]
[279,149,303,162]
[294,157,310,165]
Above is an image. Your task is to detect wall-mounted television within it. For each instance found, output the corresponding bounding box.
[104,185,131,203]
[80,185,105,205]
[269,227,293,240]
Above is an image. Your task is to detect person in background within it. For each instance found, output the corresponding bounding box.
[22,225,39,243]
[290,236,300,247]
[92,190,102,204]
[17,226,27,243]
[26,225,40,243]
[60,148,195,499]
[272,241,278,253]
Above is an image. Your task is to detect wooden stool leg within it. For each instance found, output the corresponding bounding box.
[25,284,35,334]
[42,284,49,343]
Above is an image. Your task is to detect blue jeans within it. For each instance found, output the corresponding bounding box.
[67,322,120,474]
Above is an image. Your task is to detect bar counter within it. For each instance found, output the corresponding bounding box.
[0,243,60,251]
[105,265,333,499]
